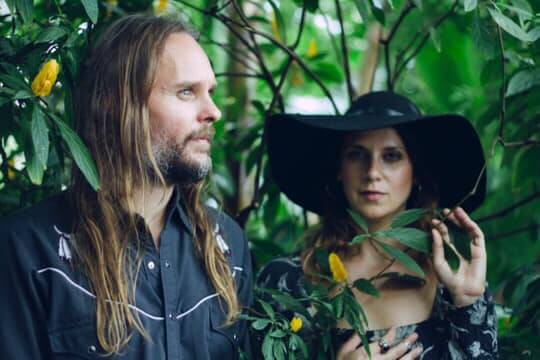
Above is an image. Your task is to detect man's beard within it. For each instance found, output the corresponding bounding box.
[148,130,213,185]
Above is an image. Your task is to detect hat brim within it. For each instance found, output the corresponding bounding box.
[267,112,486,215]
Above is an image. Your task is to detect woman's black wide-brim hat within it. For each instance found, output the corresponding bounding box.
[267,91,486,215]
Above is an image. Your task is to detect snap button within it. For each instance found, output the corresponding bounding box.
[147,261,155,270]
[88,345,97,353]
[233,333,238,341]
[165,260,171,268]
[168,313,174,319]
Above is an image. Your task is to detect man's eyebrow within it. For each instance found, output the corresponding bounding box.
[172,81,218,89]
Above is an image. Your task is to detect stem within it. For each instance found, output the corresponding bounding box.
[496,25,506,141]
[335,0,354,103]
[477,191,540,223]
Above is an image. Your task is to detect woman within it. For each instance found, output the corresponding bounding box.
[257,91,497,359]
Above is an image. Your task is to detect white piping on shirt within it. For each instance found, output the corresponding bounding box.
[37,267,165,321]
[36,266,244,322]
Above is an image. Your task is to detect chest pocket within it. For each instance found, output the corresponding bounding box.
[48,323,105,359]
[209,305,240,360]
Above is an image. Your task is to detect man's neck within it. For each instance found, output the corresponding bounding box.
[133,185,175,249]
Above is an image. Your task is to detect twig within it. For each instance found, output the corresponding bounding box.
[335,0,354,103]
[380,1,415,90]
[496,25,506,141]
[490,224,540,241]
[392,1,458,86]
[477,191,540,223]
[201,38,259,72]
[499,139,540,147]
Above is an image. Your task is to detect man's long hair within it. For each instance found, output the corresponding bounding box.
[71,15,238,354]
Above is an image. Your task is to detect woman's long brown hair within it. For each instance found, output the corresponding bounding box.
[71,15,238,354]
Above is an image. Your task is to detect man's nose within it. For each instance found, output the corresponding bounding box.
[199,97,221,124]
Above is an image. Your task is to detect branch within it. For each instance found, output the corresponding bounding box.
[499,138,540,147]
[335,0,355,103]
[490,224,540,241]
[477,191,540,223]
[200,38,259,72]
[391,1,458,86]
[496,24,506,141]
[380,1,415,90]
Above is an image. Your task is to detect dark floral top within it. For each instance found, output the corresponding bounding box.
[257,256,499,359]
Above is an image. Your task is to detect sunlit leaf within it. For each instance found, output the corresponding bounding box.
[464,0,477,12]
[488,8,532,42]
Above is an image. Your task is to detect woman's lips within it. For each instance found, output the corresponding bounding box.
[360,191,385,201]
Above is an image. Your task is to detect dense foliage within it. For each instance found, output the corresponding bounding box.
[0,0,539,358]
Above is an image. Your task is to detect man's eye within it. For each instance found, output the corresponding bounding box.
[178,89,194,97]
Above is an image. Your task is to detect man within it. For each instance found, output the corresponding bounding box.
[0,15,252,359]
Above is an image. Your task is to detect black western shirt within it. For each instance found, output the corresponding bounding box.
[0,190,253,359]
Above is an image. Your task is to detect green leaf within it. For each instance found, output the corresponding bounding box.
[379,227,430,253]
[512,146,540,189]
[347,209,368,232]
[429,27,441,52]
[262,334,275,360]
[353,278,379,297]
[351,234,370,245]
[13,90,33,99]
[443,241,460,272]
[31,105,49,167]
[527,27,540,42]
[377,241,425,276]
[270,329,287,338]
[16,0,33,24]
[252,318,271,331]
[370,3,385,25]
[50,113,100,190]
[353,0,371,22]
[268,0,286,43]
[411,0,422,10]
[80,0,99,24]
[312,62,343,83]
[0,73,29,91]
[472,9,497,60]
[391,209,427,228]
[25,148,44,185]
[447,221,471,262]
[464,0,477,12]
[272,338,286,359]
[488,8,532,42]
[258,299,276,320]
[35,27,68,44]
[506,68,540,97]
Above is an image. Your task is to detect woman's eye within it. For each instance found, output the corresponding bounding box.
[346,150,368,161]
[383,151,403,162]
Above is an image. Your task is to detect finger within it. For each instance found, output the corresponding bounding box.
[337,332,361,356]
[383,332,418,359]
[454,207,484,245]
[398,345,423,360]
[432,219,450,242]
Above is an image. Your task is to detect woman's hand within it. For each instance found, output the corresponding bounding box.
[337,327,422,360]
[431,207,487,307]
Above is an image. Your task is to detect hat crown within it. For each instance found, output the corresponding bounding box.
[345,91,421,117]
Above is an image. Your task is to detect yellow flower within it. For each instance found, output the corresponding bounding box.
[154,0,168,15]
[306,39,318,58]
[290,317,302,333]
[31,59,60,97]
[106,0,118,17]
[329,253,348,283]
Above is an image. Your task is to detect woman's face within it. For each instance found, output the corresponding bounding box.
[338,128,413,231]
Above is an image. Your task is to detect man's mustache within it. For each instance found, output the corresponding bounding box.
[185,127,215,143]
